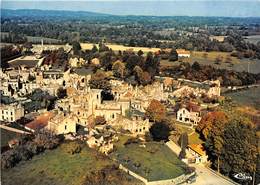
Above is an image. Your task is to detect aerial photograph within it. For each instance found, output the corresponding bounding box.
[0,0,259,185]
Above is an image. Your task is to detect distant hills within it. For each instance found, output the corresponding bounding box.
[1,9,111,19]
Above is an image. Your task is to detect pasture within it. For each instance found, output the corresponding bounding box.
[110,138,187,181]
[225,86,260,110]
[161,51,260,74]
[2,142,137,185]
[244,35,260,45]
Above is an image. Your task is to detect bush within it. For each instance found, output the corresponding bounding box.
[1,150,21,169]
[33,131,60,150]
[1,131,61,169]
[64,142,82,155]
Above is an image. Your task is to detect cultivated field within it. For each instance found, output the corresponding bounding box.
[81,43,161,53]
[209,36,226,42]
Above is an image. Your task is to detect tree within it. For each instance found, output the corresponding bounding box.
[112,60,125,78]
[179,148,186,159]
[56,87,67,99]
[192,61,201,71]
[150,121,170,141]
[100,51,113,71]
[137,50,144,56]
[91,45,98,53]
[23,42,32,52]
[220,117,258,176]
[126,55,143,72]
[146,99,166,122]
[198,111,229,173]
[139,71,152,85]
[178,132,188,149]
[197,111,228,140]
[89,70,111,90]
[169,48,178,61]
[72,41,81,55]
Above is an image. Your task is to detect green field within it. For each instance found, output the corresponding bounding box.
[225,86,260,110]
[188,132,203,145]
[111,140,187,181]
[161,51,260,74]
[244,35,260,45]
[2,142,131,185]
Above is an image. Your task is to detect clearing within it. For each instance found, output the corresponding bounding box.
[1,142,141,185]
[161,51,260,74]
[110,138,188,181]
[224,86,260,110]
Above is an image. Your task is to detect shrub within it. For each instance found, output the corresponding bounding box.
[64,142,82,155]
[33,131,60,150]
[1,150,21,169]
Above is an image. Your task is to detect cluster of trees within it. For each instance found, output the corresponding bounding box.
[161,62,259,86]
[146,100,172,141]
[87,43,160,88]
[1,45,22,68]
[43,48,68,70]
[23,89,57,113]
[1,131,62,169]
[226,34,260,59]
[3,13,260,59]
[84,164,138,185]
[196,111,258,181]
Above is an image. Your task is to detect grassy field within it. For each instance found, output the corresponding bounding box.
[1,142,123,185]
[244,35,260,45]
[209,36,226,42]
[225,86,260,110]
[188,132,203,145]
[161,51,260,74]
[111,139,187,181]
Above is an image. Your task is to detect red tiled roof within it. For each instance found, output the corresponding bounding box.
[25,112,54,131]
[186,102,201,112]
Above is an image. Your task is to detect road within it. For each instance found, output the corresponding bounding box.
[187,164,236,185]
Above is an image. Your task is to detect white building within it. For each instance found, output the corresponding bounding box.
[176,104,201,126]
[0,103,24,122]
[176,49,191,58]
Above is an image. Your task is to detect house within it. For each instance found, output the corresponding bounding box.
[109,115,151,136]
[69,57,85,67]
[187,144,208,163]
[0,103,24,122]
[25,112,54,132]
[47,112,77,134]
[176,49,191,58]
[176,103,201,126]
[87,125,116,154]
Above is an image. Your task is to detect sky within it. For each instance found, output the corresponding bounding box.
[1,0,260,17]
